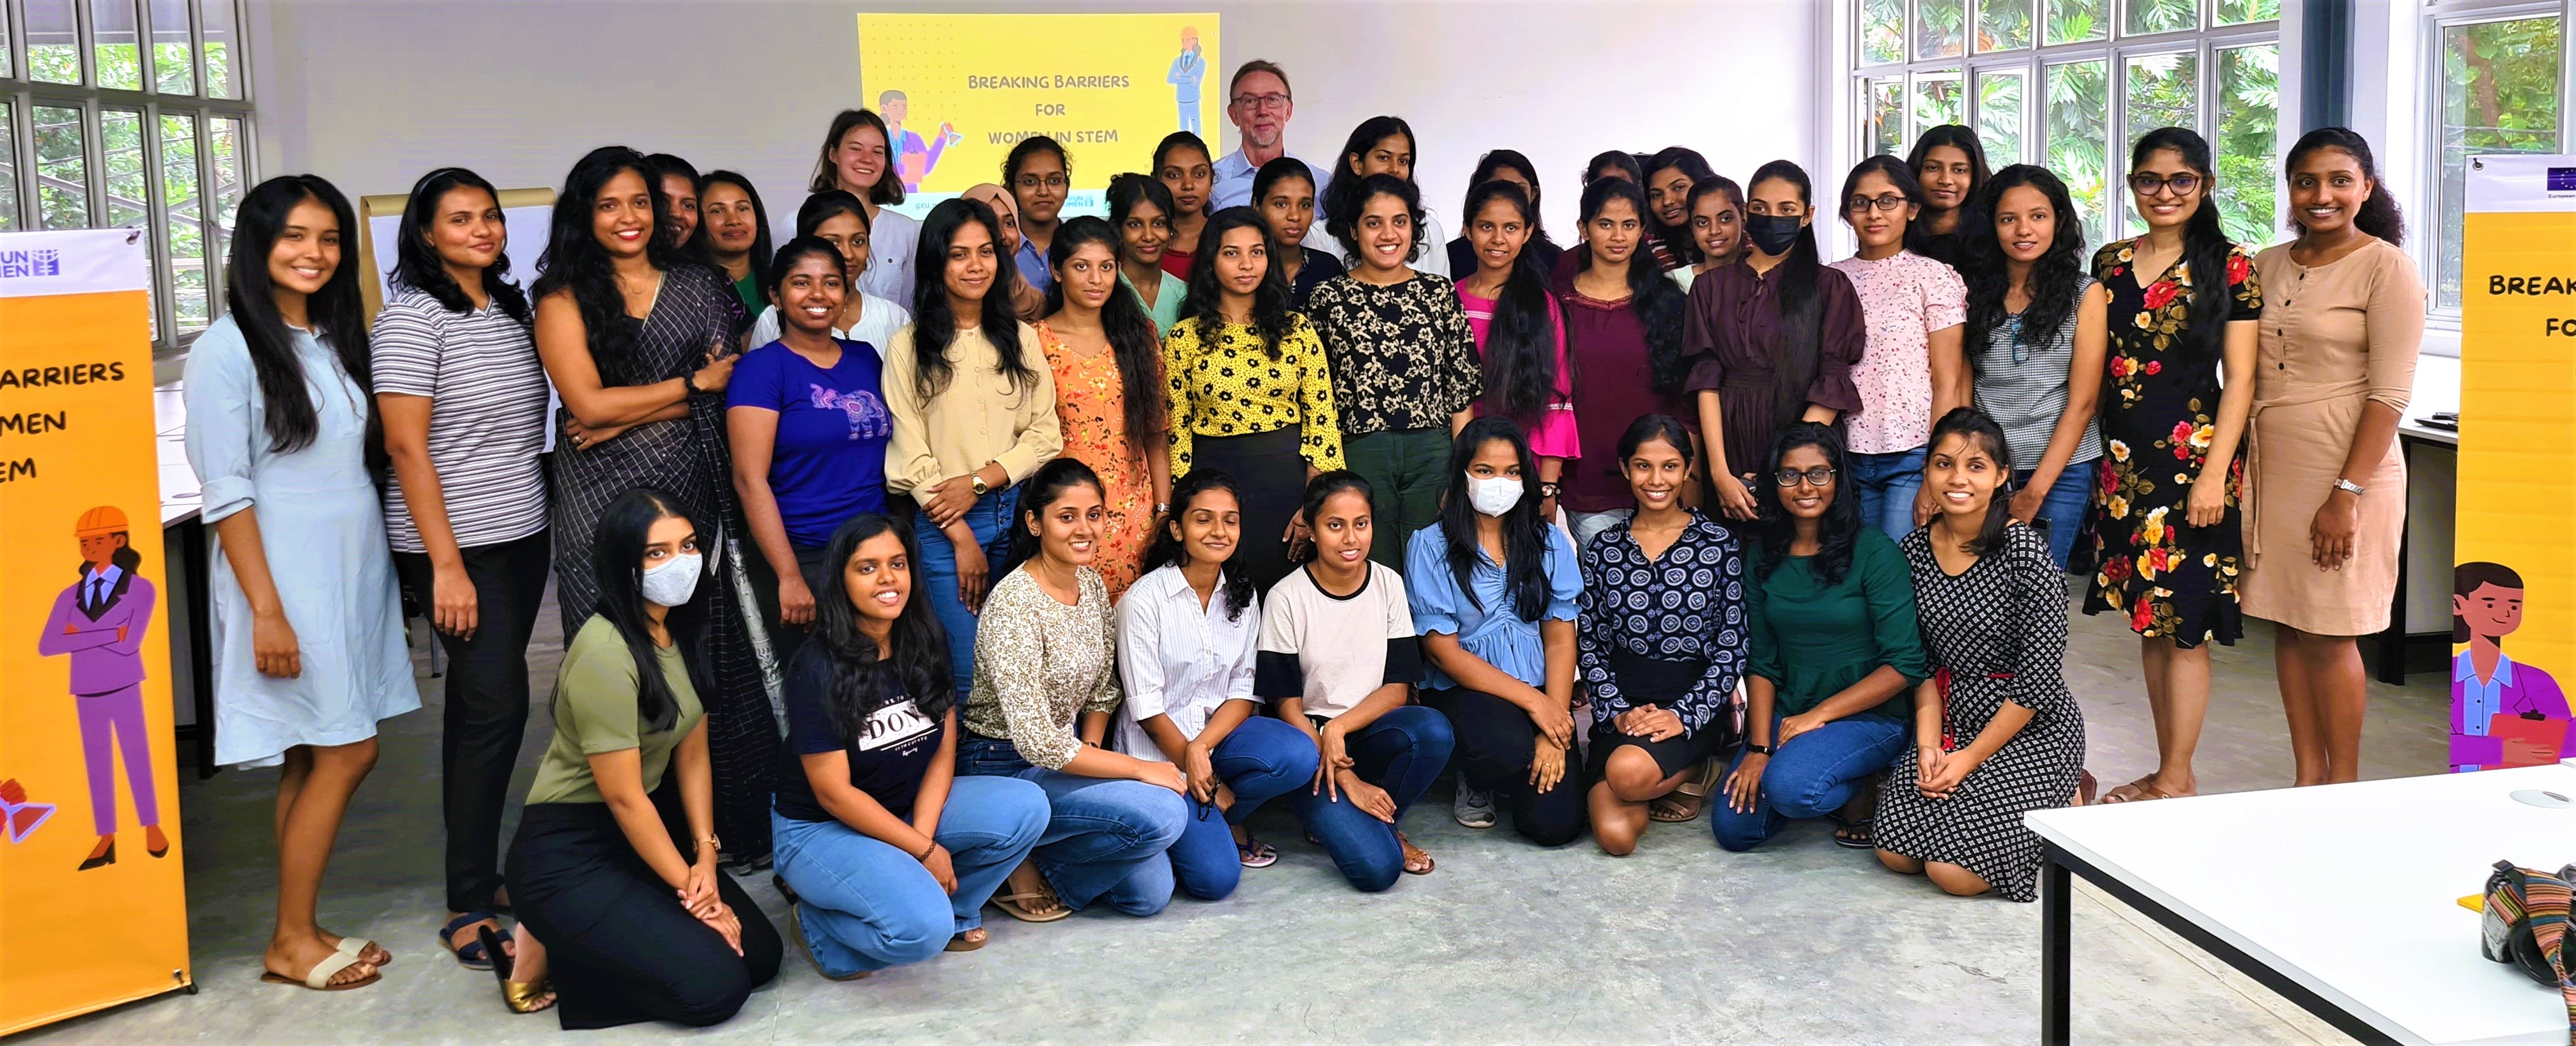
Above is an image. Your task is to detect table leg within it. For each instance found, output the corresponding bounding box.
[2373,437,2415,684]
[2043,856,2071,1045]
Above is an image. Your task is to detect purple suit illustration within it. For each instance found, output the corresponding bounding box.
[34,506,164,867]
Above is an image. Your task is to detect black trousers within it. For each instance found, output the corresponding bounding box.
[394,528,551,914]
[1191,426,1305,590]
[1422,688,1590,846]
[507,792,783,1029]
[744,541,834,667]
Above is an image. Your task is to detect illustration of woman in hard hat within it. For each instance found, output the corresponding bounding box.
[35,505,166,870]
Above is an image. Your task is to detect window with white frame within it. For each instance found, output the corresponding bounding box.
[3,0,254,351]
[2426,1,2563,314]
[1851,0,2284,250]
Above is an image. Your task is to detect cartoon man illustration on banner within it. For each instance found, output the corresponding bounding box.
[2451,561,2576,771]
[1169,26,1206,134]
[34,506,165,869]
[881,89,960,193]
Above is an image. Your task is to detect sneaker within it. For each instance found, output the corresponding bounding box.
[1453,785,1496,829]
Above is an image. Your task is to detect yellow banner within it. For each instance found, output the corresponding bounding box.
[0,228,192,1032]
[856,12,1220,203]
[2452,155,2576,773]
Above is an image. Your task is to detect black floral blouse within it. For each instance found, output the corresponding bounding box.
[2083,238,2262,647]
[1305,273,1483,436]
[1576,511,1750,738]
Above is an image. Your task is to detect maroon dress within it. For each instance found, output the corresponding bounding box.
[1681,261,1866,482]
[1549,271,1690,514]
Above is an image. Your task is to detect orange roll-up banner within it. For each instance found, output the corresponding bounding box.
[0,227,192,1032]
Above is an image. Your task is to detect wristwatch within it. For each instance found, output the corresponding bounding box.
[970,470,992,496]
[1744,742,1775,755]
[696,833,721,853]
[2332,479,2366,497]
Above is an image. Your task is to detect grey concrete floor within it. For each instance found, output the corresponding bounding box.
[23,581,2448,1045]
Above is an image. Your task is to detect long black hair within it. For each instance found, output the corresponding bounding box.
[1468,149,1549,245]
[1438,417,1553,622]
[1004,457,1107,574]
[1322,115,1419,235]
[1746,159,1828,433]
[702,169,774,286]
[907,197,1036,401]
[811,512,954,738]
[1577,176,1689,395]
[1926,406,2014,555]
[1584,150,1644,186]
[2130,127,2235,363]
[227,174,376,457]
[590,487,710,734]
[1139,468,1256,622]
[532,146,680,385]
[2285,127,2404,246]
[1960,164,2088,366]
[1644,146,1717,266]
[1906,123,1991,242]
[1183,206,1294,358]
[1464,180,1561,425]
[1327,172,1426,265]
[809,109,904,204]
[392,166,530,324]
[1754,422,1862,586]
[1047,215,1165,449]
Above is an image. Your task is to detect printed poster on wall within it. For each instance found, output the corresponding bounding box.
[0,227,192,1033]
[2451,155,2576,773]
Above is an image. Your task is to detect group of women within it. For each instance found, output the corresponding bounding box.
[180,86,2423,1027]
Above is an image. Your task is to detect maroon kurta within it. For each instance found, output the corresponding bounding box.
[1682,261,1866,482]
[1551,274,1690,514]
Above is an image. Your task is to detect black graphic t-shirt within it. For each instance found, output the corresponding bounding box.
[774,644,944,823]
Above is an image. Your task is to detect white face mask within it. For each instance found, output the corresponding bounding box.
[1465,473,1524,517]
[640,553,703,608]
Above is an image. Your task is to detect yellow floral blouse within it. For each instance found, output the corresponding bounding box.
[1038,322,1158,597]
[1162,312,1346,475]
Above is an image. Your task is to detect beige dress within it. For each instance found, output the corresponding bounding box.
[2241,237,2423,635]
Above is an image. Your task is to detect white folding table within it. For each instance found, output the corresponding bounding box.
[2027,764,2575,1045]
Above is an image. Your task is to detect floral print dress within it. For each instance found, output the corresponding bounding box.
[2083,239,2262,647]
[1038,322,1158,597]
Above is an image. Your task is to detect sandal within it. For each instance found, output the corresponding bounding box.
[478,925,555,1012]
[332,935,390,968]
[1832,817,1876,849]
[2099,773,2183,804]
[990,882,1071,923]
[788,905,869,981]
[1652,759,1722,823]
[1398,833,1434,875]
[1236,837,1278,868]
[946,928,988,953]
[259,948,379,992]
[439,910,500,971]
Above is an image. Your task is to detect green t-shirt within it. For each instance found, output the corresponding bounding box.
[732,272,765,328]
[1745,528,1929,719]
[525,616,707,806]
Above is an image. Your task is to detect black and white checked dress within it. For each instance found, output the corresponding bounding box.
[546,263,783,861]
[1874,525,2086,902]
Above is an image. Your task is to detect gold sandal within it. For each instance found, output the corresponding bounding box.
[478,926,555,1013]
[1651,759,1724,823]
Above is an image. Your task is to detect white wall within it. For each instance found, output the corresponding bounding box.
[249,0,1821,246]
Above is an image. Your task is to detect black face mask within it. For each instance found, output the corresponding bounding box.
[1744,213,1805,257]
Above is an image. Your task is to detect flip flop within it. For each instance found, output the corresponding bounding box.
[946,928,988,953]
[478,925,555,1012]
[1236,838,1278,868]
[259,948,379,992]
[990,888,1071,923]
[440,910,499,971]
[1398,833,1434,875]
[2099,774,2182,804]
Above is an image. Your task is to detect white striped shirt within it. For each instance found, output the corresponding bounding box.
[372,285,552,551]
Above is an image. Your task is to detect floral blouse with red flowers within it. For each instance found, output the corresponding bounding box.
[2082,238,2263,648]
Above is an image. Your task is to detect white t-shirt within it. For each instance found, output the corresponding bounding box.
[1114,564,1261,760]
[857,208,921,307]
[1255,562,1416,720]
[746,291,911,358]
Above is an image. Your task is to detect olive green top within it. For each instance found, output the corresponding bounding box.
[525,616,705,805]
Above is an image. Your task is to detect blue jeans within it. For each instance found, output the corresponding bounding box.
[953,735,1189,915]
[2016,465,2094,571]
[914,486,1020,701]
[1850,447,1928,542]
[1166,716,1321,901]
[1293,705,1455,892]
[768,776,1046,977]
[1710,712,1908,852]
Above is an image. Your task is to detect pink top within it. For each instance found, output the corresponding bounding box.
[1828,250,1966,455]
[1457,284,1581,458]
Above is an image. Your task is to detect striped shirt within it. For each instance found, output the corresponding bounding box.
[372,285,552,551]
[1971,275,2102,473]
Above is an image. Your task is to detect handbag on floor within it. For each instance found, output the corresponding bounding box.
[2479,859,2576,1035]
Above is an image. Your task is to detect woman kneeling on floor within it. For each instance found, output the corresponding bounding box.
[1117,469,1321,899]
[1874,408,2089,900]
[1579,415,1750,856]
[770,513,1049,978]
[495,488,781,1027]
[1408,417,1589,846]
[1712,424,1929,853]
[956,458,1192,920]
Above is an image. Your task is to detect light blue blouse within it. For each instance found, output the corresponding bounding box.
[1404,521,1583,691]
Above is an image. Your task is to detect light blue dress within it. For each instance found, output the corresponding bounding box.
[1404,521,1583,689]
[183,315,415,768]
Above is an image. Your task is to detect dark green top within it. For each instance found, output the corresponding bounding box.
[732,272,765,326]
[1747,528,1929,719]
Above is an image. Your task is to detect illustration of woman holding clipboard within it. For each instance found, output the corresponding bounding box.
[2451,562,2576,771]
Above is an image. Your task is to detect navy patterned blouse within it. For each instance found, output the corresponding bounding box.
[1576,511,1750,738]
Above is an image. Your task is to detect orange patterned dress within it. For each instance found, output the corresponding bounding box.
[1038,321,1158,597]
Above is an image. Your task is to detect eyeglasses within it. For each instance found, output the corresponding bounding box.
[1015,174,1070,191]
[2128,172,2203,197]
[1231,93,1291,112]
[1774,466,1837,488]
[1845,194,1908,215]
